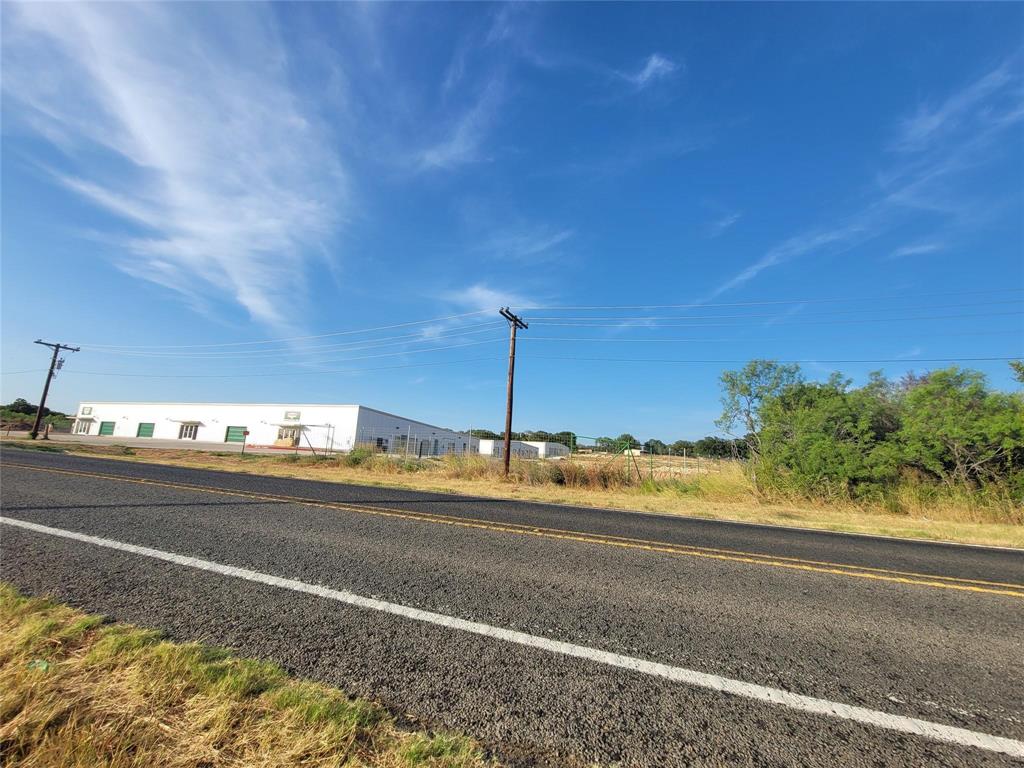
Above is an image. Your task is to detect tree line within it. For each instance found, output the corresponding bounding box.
[1,399,70,429]
[716,360,1024,503]
[467,428,747,458]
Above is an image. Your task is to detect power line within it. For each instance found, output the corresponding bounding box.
[79,322,506,359]
[71,309,492,350]
[55,338,508,375]
[531,310,1024,328]
[62,288,1024,351]
[522,287,1024,311]
[521,329,1024,344]
[49,356,506,379]
[521,355,1022,365]
[528,299,1024,323]
[524,299,1022,323]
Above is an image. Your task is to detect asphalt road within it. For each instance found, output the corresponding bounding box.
[1,447,1022,767]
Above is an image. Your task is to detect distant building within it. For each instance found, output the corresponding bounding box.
[476,438,540,459]
[523,440,571,459]
[71,401,477,456]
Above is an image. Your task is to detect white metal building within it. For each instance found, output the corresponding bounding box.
[71,402,478,456]
[523,441,572,459]
[476,439,540,459]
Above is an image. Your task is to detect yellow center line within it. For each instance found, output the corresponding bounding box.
[7,462,1024,598]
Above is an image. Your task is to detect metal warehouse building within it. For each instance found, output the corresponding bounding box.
[71,402,478,456]
[475,439,571,459]
[476,439,540,459]
[523,441,571,459]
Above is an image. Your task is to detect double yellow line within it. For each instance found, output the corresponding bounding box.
[7,462,1024,598]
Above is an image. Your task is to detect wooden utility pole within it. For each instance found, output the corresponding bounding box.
[499,307,528,476]
[29,340,80,439]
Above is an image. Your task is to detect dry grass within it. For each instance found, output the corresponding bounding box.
[4,438,1022,548]
[0,583,488,768]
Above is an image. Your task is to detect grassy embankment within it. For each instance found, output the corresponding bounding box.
[0,583,487,768]
[3,437,1021,548]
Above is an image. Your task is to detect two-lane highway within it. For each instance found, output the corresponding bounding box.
[1,448,1022,766]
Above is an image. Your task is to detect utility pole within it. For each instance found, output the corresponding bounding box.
[499,307,528,477]
[29,340,80,440]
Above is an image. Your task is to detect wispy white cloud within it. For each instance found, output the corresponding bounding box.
[707,212,742,238]
[891,61,1015,153]
[554,134,706,179]
[443,283,532,313]
[485,2,530,47]
[3,3,345,332]
[705,222,871,301]
[705,57,1022,301]
[620,53,679,89]
[763,302,807,327]
[894,346,923,360]
[415,80,504,171]
[481,227,574,261]
[889,241,946,259]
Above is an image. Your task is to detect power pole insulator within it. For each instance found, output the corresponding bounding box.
[499,308,528,477]
[29,340,80,440]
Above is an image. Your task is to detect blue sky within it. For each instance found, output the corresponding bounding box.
[2,2,1022,441]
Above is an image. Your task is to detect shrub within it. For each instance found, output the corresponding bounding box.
[341,447,375,467]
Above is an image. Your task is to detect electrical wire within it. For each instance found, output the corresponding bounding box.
[79,322,506,359]
[124,338,507,370]
[52,356,506,379]
[55,339,509,376]
[520,329,1024,344]
[531,310,1024,328]
[521,355,1022,365]
[71,309,493,350]
[521,287,1024,311]
[528,301,1024,325]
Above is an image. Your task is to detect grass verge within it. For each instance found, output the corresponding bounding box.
[0,583,488,768]
[3,437,1021,548]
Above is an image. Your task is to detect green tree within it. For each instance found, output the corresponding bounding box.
[694,435,747,459]
[717,360,802,459]
[669,439,694,456]
[552,431,576,450]
[615,433,640,449]
[1010,360,1024,386]
[757,375,902,499]
[898,367,1024,488]
[5,398,44,416]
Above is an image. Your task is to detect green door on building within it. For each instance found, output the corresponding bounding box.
[136,423,155,438]
[98,421,115,436]
[224,426,247,443]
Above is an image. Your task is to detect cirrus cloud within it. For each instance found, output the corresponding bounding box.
[2,2,346,332]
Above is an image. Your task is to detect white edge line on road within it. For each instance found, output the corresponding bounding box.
[3,514,1022,759]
